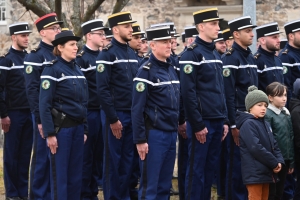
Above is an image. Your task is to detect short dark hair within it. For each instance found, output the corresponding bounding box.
[266,82,287,97]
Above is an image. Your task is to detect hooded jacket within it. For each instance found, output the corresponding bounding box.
[289,98,300,164]
[237,111,284,184]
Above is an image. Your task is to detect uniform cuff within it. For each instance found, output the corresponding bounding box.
[1,113,8,118]
[109,117,119,124]
[134,139,147,144]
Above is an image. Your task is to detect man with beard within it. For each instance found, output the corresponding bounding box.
[137,37,148,59]
[95,11,138,200]
[221,16,258,200]
[179,8,228,200]
[214,31,226,56]
[222,28,234,50]
[0,22,32,200]
[24,13,63,200]
[279,19,300,107]
[128,23,144,64]
[254,22,284,93]
[76,19,108,200]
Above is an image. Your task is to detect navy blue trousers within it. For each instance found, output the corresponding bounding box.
[139,130,177,200]
[29,114,51,200]
[49,125,84,200]
[185,119,223,200]
[4,110,33,198]
[178,134,188,200]
[225,130,248,200]
[217,136,228,197]
[101,110,134,200]
[81,110,102,200]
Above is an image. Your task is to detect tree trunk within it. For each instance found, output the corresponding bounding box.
[17,0,50,17]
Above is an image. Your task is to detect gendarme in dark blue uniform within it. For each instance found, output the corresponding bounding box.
[77,19,108,200]
[132,26,180,199]
[0,22,33,200]
[222,16,258,200]
[24,13,63,200]
[95,11,138,200]
[39,31,88,200]
[179,8,227,200]
[254,22,284,92]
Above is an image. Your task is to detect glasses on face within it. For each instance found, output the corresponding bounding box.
[44,26,61,32]
[91,32,106,37]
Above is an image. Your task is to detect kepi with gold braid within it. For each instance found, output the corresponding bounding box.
[193,7,223,25]
[108,11,136,28]
[132,23,143,35]
[222,28,233,41]
[34,13,63,32]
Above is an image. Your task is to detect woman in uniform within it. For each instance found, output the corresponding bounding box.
[39,30,88,200]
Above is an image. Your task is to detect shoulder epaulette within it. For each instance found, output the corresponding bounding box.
[282,49,288,55]
[77,50,85,57]
[225,48,234,55]
[254,53,260,59]
[31,47,41,53]
[142,62,152,70]
[103,43,113,51]
[0,51,9,58]
[187,43,197,50]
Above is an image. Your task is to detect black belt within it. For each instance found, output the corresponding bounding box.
[60,116,83,128]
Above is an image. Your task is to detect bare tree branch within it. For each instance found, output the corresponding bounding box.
[17,0,50,17]
[112,0,130,14]
[70,0,81,35]
[55,0,62,20]
[81,0,105,23]
[44,0,55,11]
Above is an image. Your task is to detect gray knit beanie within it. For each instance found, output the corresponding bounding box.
[245,85,269,111]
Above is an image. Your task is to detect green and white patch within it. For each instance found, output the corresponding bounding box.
[97,64,105,73]
[41,80,50,90]
[223,68,231,77]
[183,64,193,74]
[283,66,288,74]
[25,65,33,74]
[136,82,145,92]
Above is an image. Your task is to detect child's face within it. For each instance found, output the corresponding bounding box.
[268,90,287,109]
[250,102,268,118]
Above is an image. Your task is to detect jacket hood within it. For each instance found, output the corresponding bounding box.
[290,98,300,112]
[236,111,256,129]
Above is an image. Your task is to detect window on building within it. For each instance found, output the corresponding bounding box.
[0,0,5,21]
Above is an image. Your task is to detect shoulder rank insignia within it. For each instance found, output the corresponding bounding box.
[0,51,9,58]
[77,50,85,57]
[281,49,288,55]
[225,48,234,55]
[187,43,197,50]
[31,47,41,53]
[142,62,152,70]
[103,43,113,51]
[254,53,260,59]
[51,59,57,64]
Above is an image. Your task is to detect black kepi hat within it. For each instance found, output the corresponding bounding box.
[105,28,113,39]
[141,31,147,40]
[256,22,280,39]
[132,23,143,35]
[150,22,179,37]
[228,16,257,34]
[280,38,287,49]
[284,19,300,36]
[35,13,63,32]
[9,22,32,35]
[193,7,223,25]
[222,28,233,41]
[52,30,81,46]
[184,26,198,38]
[146,26,172,41]
[181,32,185,43]
[81,19,108,35]
[108,11,136,28]
[214,31,224,42]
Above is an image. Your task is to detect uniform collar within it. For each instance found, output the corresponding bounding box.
[84,45,99,55]
[111,37,128,49]
[10,46,27,55]
[57,56,76,68]
[287,43,300,53]
[232,42,252,57]
[268,104,290,115]
[195,36,215,51]
[150,53,172,68]
[258,46,276,56]
[40,40,54,51]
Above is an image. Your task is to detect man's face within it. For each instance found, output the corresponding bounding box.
[89,30,106,48]
[115,23,133,42]
[225,39,234,49]
[201,20,220,40]
[139,39,148,54]
[215,40,226,54]
[171,37,177,51]
[291,31,300,48]
[40,24,61,43]
[236,28,254,47]
[12,33,30,49]
[151,39,171,60]
[128,34,142,50]
[264,34,280,51]
[103,38,112,47]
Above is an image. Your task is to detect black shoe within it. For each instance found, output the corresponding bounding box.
[5,197,21,200]
[170,187,179,196]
